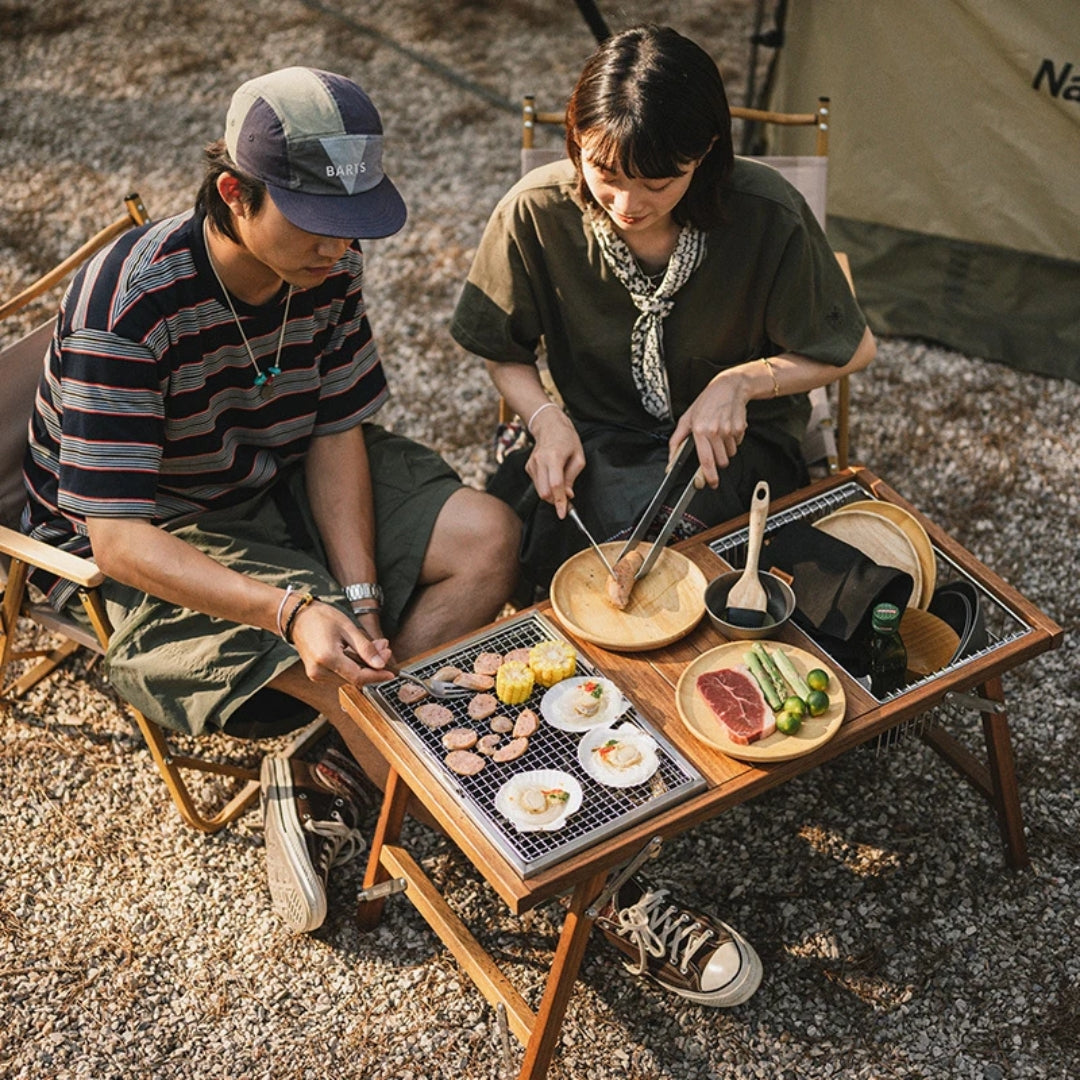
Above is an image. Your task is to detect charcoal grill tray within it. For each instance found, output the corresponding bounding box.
[363,611,706,877]
[707,480,1036,703]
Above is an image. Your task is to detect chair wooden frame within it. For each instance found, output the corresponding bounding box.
[519,94,850,473]
[0,194,326,833]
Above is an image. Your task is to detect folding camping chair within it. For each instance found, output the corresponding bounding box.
[518,94,852,475]
[0,193,326,833]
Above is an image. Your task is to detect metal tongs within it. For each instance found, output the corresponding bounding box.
[615,439,706,581]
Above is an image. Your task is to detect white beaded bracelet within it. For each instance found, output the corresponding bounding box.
[526,400,560,435]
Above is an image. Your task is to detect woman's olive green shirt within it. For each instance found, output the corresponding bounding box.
[451,157,867,445]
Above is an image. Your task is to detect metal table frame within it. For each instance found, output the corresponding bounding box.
[340,468,1062,1080]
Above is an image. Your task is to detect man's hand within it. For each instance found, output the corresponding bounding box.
[289,601,393,687]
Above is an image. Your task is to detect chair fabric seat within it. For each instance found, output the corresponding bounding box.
[27,602,103,653]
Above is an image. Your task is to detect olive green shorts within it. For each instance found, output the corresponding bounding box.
[88,424,462,738]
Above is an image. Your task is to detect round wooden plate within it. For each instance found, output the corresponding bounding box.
[813,509,923,610]
[675,640,846,762]
[900,607,960,676]
[831,500,937,608]
[549,542,707,652]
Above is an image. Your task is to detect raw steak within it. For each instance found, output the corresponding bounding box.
[695,665,775,745]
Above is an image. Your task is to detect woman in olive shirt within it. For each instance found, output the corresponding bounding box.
[452,24,875,593]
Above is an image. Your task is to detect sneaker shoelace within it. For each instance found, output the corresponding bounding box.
[613,887,717,977]
[305,805,366,878]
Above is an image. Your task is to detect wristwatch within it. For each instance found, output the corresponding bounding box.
[344,582,384,607]
[345,583,384,609]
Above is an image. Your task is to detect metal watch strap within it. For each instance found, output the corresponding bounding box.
[344,582,383,606]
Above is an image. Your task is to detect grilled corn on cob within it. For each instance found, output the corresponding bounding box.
[495,660,535,704]
[528,640,576,687]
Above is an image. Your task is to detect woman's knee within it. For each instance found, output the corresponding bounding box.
[429,487,521,579]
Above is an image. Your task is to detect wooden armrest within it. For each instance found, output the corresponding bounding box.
[0,524,105,588]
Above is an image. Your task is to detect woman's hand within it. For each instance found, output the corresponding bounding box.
[290,600,394,687]
[525,405,586,519]
[670,368,753,488]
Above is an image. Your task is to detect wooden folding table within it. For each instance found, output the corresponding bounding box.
[339,467,1061,1080]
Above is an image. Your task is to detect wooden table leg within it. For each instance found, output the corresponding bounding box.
[517,871,607,1080]
[357,768,410,931]
[979,676,1030,870]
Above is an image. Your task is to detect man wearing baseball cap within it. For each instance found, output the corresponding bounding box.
[20,68,521,933]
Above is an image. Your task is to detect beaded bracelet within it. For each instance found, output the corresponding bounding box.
[282,592,315,644]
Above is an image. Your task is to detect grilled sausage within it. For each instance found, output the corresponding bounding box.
[454,671,496,691]
[397,683,428,705]
[472,651,503,676]
[467,693,499,720]
[607,548,645,609]
[476,734,502,756]
[442,728,479,751]
[415,703,455,729]
[444,750,486,776]
[513,708,540,738]
[492,737,529,763]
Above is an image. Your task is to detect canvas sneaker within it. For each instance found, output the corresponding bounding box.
[594,875,763,1007]
[261,753,367,933]
[312,746,378,819]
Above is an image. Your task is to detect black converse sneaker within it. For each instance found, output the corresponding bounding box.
[261,754,366,933]
[594,876,763,1007]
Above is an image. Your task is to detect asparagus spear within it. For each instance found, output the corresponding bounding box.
[773,647,811,700]
[746,651,783,710]
[750,642,788,702]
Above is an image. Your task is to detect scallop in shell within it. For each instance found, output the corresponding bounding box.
[578,723,660,788]
[540,676,629,732]
[494,769,583,832]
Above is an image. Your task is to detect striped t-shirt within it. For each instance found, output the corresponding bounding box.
[21,210,388,608]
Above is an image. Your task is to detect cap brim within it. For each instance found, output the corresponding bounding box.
[266,174,407,239]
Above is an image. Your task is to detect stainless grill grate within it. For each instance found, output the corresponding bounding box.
[707,481,1035,708]
[363,611,706,877]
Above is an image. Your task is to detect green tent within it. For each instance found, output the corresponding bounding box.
[764,0,1079,381]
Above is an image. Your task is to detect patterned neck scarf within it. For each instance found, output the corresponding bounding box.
[590,212,708,420]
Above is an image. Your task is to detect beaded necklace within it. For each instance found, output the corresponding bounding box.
[203,218,292,391]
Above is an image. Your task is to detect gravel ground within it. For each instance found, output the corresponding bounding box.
[1,2,1077,1079]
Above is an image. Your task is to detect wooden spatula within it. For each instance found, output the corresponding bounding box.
[726,480,770,627]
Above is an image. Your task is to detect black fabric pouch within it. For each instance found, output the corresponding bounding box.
[760,520,914,675]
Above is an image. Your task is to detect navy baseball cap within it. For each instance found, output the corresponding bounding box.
[225,67,407,239]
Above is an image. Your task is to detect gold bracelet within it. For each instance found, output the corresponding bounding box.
[760,356,780,397]
[282,592,314,644]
